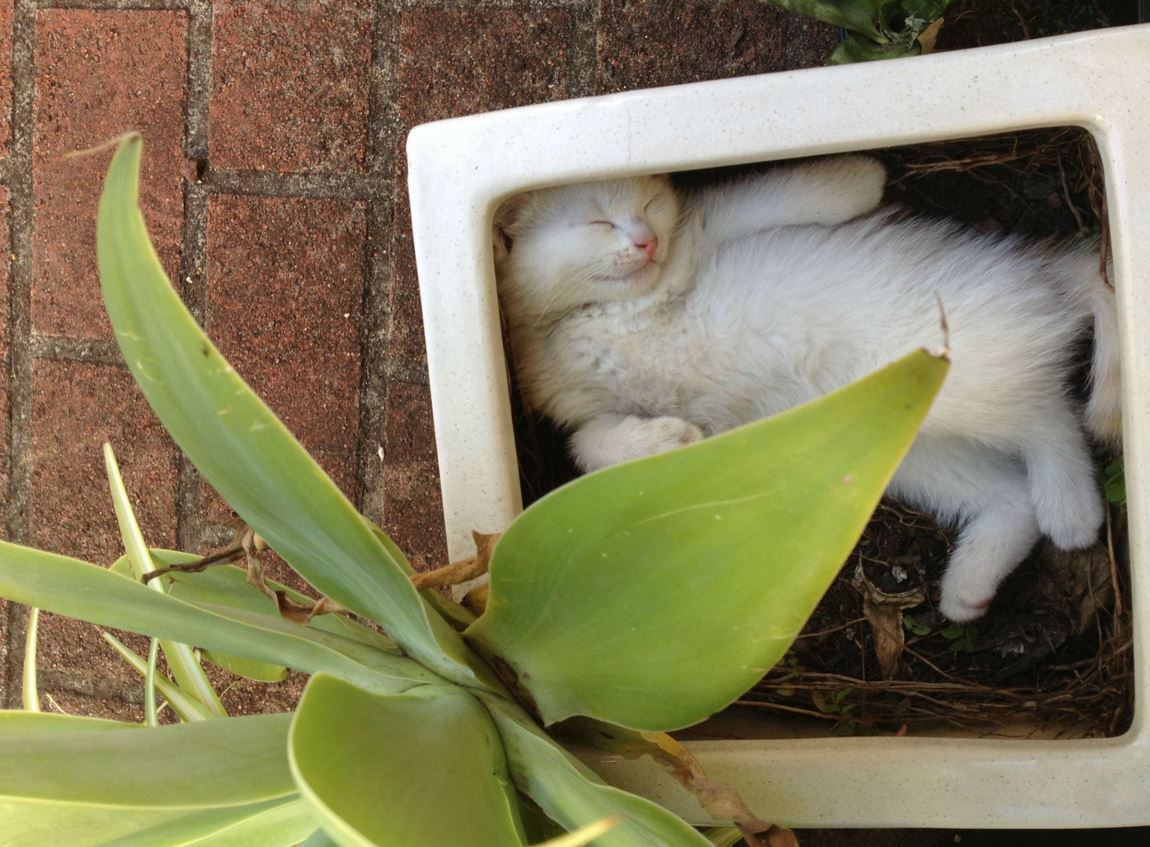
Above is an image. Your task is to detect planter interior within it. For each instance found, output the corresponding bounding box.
[407,25,1150,828]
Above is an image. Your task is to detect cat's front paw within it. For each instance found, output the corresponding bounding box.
[644,416,705,451]
[570,414,703,472]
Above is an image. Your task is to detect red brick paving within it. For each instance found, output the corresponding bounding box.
[0,0,11,157]
[31,9,188,339]
[210,0,373,172]
[0,15,1140,847]
[596,0,829,91]
[0,185,9,511]
[205,194,364,500]
[28,360,177,563]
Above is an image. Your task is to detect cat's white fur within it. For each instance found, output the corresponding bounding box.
[495,156,1121,622]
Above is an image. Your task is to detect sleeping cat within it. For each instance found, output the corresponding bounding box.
[494,156,1121,622]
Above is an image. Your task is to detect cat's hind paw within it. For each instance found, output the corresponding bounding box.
[1035,488,1104,551]
[938,589,993,624]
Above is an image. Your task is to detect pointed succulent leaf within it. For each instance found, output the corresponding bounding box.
[0,541,438,694]
[102,632,217,722]
[161,557,400,654]
[105,443,226,715]
[0,710,301,846]
[476,692,712,847]
[828,32,920,63]
[104,798,319,847]
[96,135,482,687]
[289,674,526,847]
[22,607,40,712]
[761,0,886,41]
[469,350,946,730]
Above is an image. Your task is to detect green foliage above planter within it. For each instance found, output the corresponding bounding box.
[762,0,955,63]
[0,135,946,846]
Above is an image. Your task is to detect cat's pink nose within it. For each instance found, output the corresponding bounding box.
[635,235,658,259]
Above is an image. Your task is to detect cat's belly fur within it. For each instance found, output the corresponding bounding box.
[524,214,1094,447]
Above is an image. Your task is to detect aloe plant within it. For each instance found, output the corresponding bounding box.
[0,135,947,846]
[763,0,955,63]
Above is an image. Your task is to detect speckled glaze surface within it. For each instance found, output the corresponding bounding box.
[407,25,1150,828]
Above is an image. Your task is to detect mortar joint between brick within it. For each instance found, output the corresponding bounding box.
[175,171,210,552]
[36,1,191,10]
[29,335,126,365]
[356,197,396,522]
[367,1,398,177]
[184,0,213,162]
[3,0,39,707]
[204,169,385,201]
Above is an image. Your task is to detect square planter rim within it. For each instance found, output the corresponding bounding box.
[406,23,1150,828]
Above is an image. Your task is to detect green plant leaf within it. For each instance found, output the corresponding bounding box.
[0,710,293,806]
[469,349,946,731]
[0,799,308,847]
[22,607,40,712]
[828,32,920,63]
[96,135,483,688]
[0,710,301,845]
[102,632,217,722]
[289,674,526,847]
[299,831,342,847]
[167,562,399,654]
[114,549,400,682]
[703,828,745,847]
[477,692,712,847]
[105,443,226,716]
[1105,458,1126,504]
[761,0,886,41]
[0,541,438,695]
[104,798,318,847]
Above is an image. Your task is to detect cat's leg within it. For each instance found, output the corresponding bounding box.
[695,155,886,243]
[889,436,1041,622]
[569,413,703,472]
[1016,401,1104,550]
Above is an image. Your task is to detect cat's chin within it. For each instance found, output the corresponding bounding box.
[613,262,662,295]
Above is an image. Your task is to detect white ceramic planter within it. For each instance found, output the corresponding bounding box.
[407,25,1150,829]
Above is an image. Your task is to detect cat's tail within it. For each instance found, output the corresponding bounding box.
[1082,258,1122,448]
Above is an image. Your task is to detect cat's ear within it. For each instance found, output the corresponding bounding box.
[495,193,530,230]
[493,193,531,262]
[492,193,529,264]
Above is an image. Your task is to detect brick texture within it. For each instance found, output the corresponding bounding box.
[596,0,836,92]
[0,185,7,702]
[210,0,373,172]
[381,379,444,569]
[0,186,9,511]
[32,9,188,338]
[205,195,364,503]
[390,6,577,371]
[29,360,177,563]
[0,0,11,156]
[28,359,178,699]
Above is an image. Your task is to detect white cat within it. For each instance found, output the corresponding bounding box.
[494,156,1121,622]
